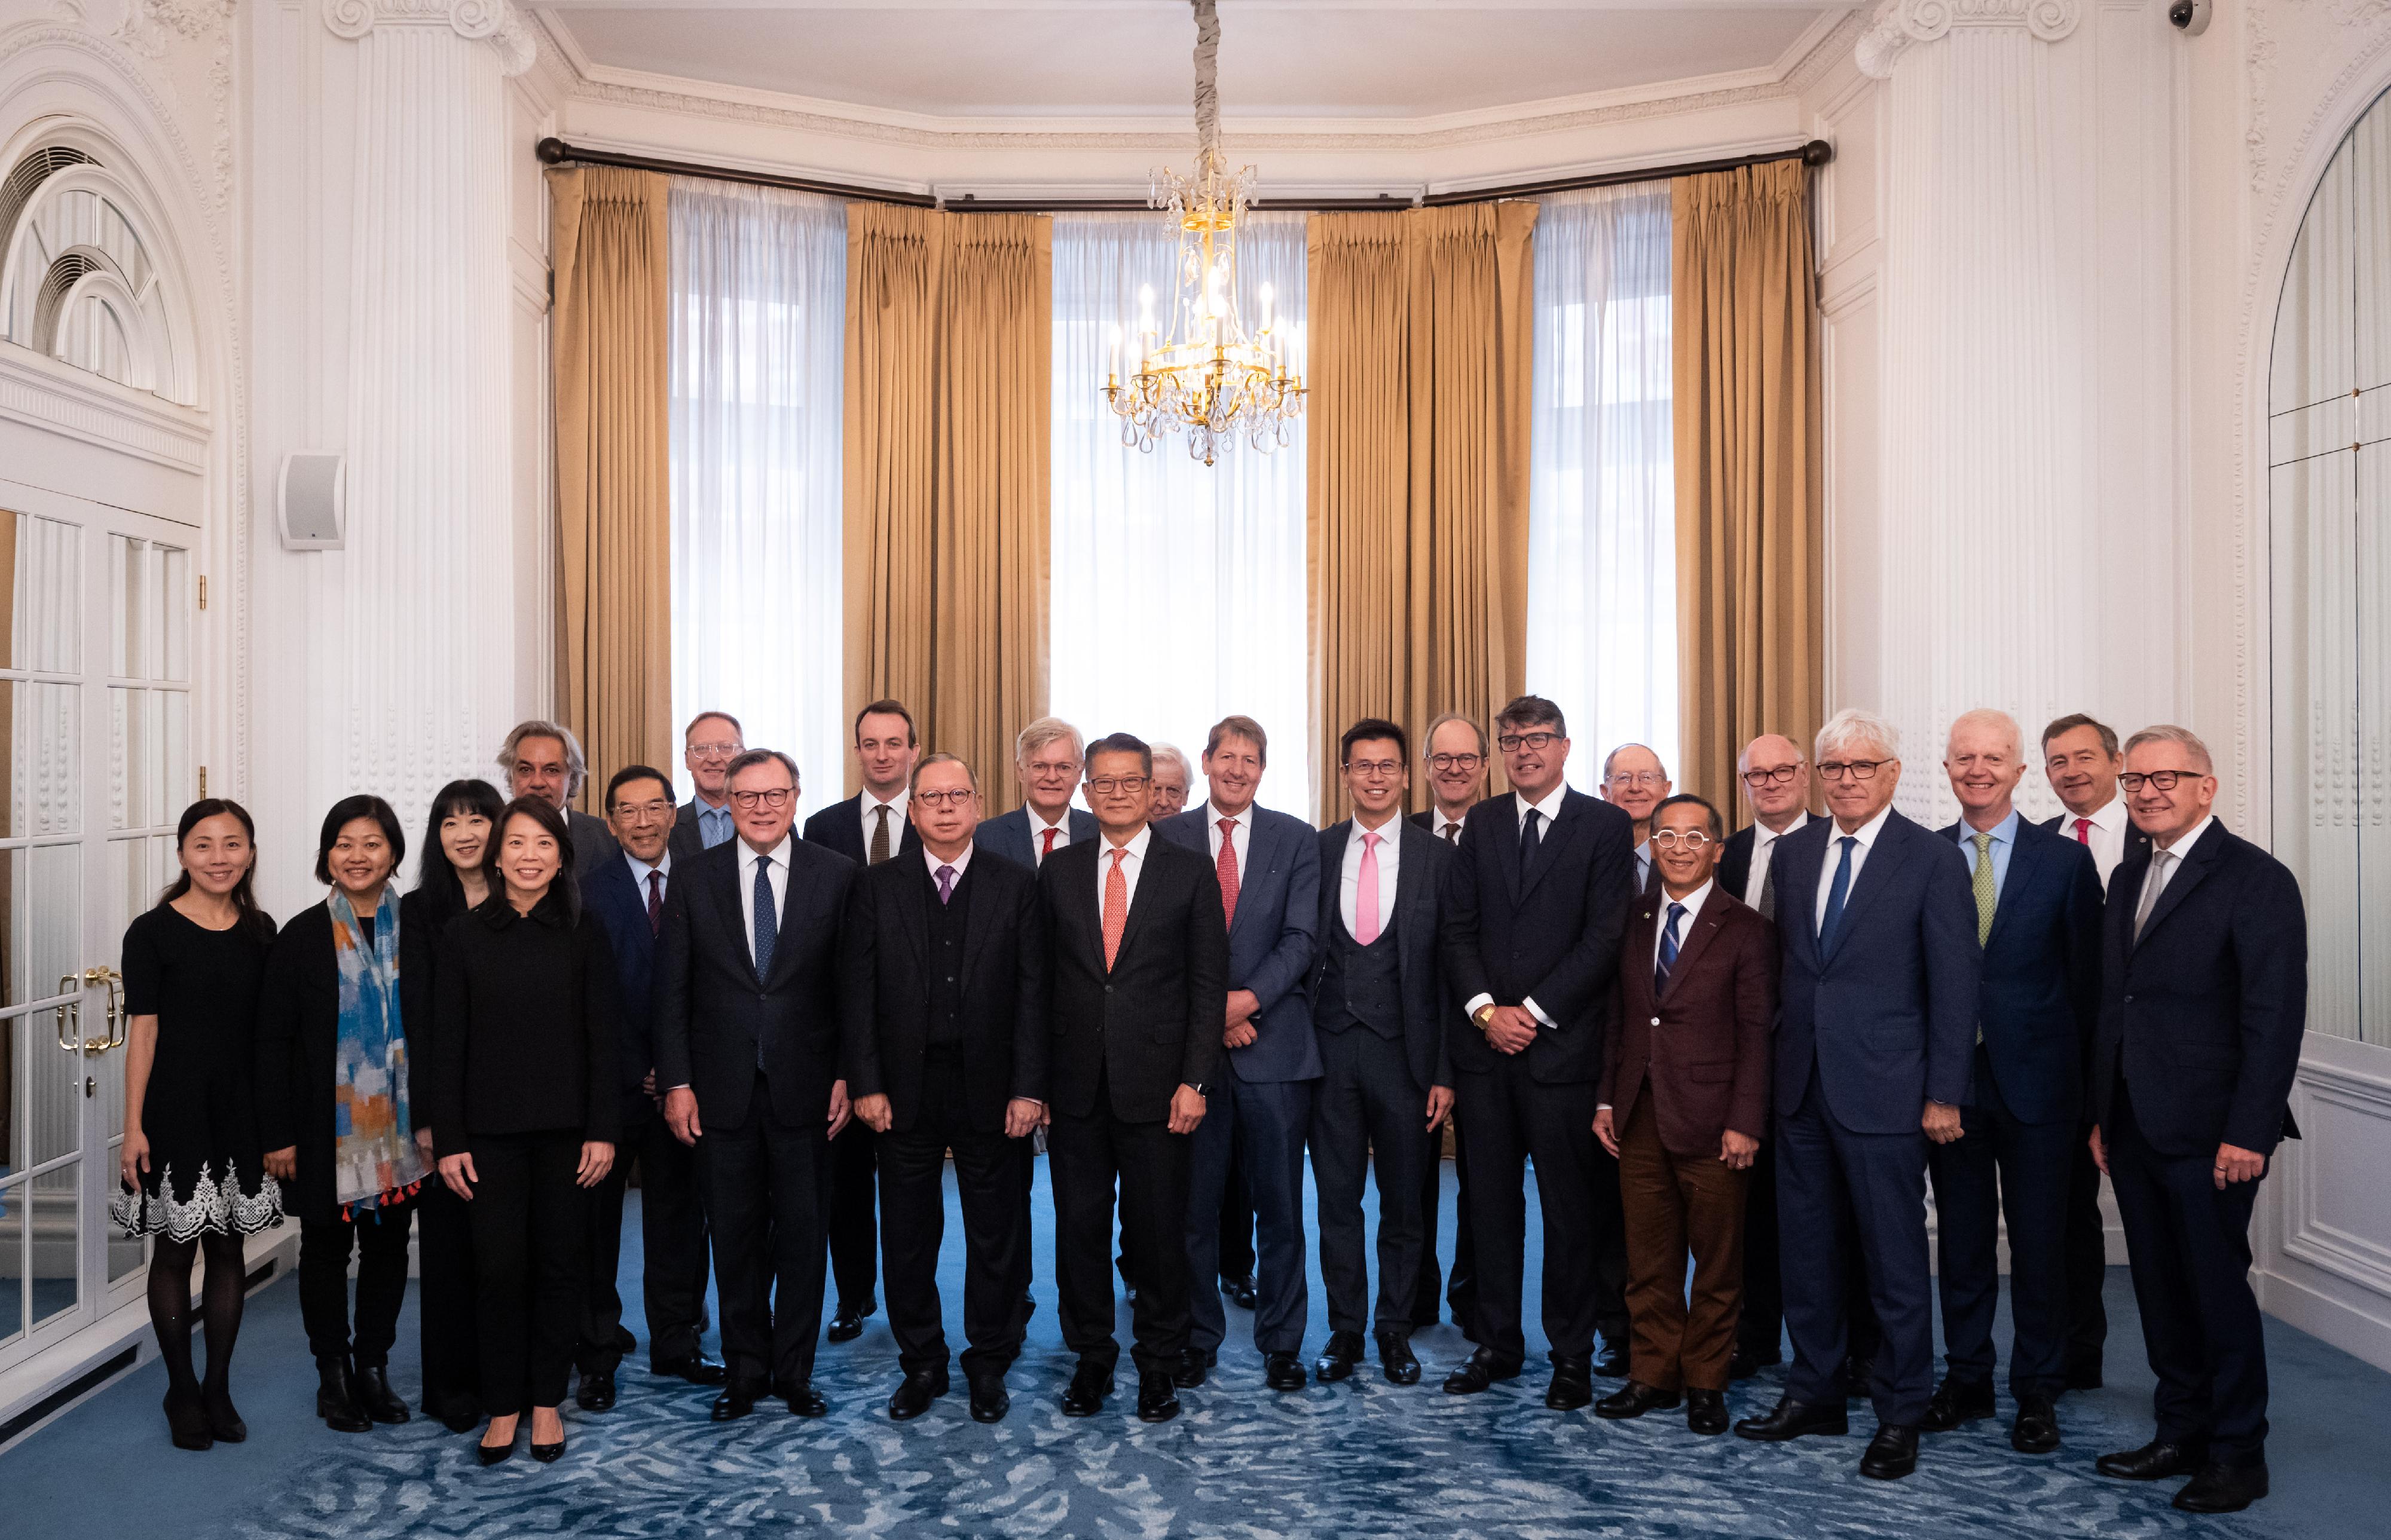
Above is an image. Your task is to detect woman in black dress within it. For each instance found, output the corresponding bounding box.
[433,797,620,1465]
[400,778,504,1432]
[113,800,282,1451]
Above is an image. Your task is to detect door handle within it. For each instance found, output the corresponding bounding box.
[84,966,127,1051]
[53,975,81,1053]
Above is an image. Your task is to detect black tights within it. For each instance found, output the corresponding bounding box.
[148,1233,248,1406]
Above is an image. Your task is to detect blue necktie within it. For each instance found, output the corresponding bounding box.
[1818,835,1857,955]
[752,854,778,979]
[1655,901,1685,998]
[1518,807,1542,870]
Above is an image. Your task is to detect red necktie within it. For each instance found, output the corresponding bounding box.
[2073,817,2091,845]
[646,869,664,936]
[1216,818,1241,929]
[1102,849,1129,969]
[1040,825,1059,864]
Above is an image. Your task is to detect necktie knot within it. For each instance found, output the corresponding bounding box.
[1442,821,1460,844]
[1362,830,1381,850]
[2074,816,2092,844]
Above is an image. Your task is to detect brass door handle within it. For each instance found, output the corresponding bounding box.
[53,975,81,1053]
[85,966,127,1051]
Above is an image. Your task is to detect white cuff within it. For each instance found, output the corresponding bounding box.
[1523,996,1557,1029]
[1463,992,1494,1020]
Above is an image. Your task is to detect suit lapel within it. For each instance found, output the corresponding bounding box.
[711,844,763,985]
[1659,895,1727,994]
[2132,823,2225,951]
[1823,823,1909,965]
[1517,793,1581,902]
[1983,822,2042,952]
[895,860,931,969]
[763,848,808,990]
[1228,815,1275,944]
[957,859,998,979]
[1109,836,1160,967]
[1320,821,1351,939]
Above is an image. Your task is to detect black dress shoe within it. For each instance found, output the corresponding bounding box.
[1546,1358,1594,1411]
[2173,1459,2270,1513]
[968,1376,1010,1423]
[163,1389,215,1452]
[1221,1273,1258,1311]
[1265,1351,1307,1391]
[888,1367,949,1421]
[1861,1423,1920,1480]
[315,1358,372,1434]
[1592,1340,1629,1379]
[1686,1388,1729,1435]
[1377,1333,1421,1386]
[1060,1361,1114,1417]
[1137,1370,1181,1423]
[1314,1330,1364,1382]
[2096,1438,2207,1480]
[1172,1347,1213,1388]
[784,1385,830,1417]
[354,1364,410,1424]
[203,1389,247,1444]
[2010,1394,2060,1453]
[711,1383,763,1421]
[826,1300,874,1343]
[576,1368,617,1412]
[1442,1346,1523,1395]
[653,1353,728,1387]
[1594,1380,1680,1419]
[1920,1377,1995,1432]
[1734,1395,1850,1440]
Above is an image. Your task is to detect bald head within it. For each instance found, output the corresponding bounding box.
[1737,733,1809,831]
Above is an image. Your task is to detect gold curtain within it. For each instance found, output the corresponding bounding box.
[843,205,1052,809]
[550,166,672,805]
[1671,160,1823,809]
[1307,200,1537,819]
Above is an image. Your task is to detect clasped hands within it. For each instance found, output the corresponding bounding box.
[849,1091,1049,1140]
[1479,1005,1539,1054]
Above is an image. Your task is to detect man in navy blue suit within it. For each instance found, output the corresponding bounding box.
[579,766,721,1403]
[1156,715,1322,1390]
[1924,711,2103,1455]
[2090,725,2306,1515]
[1735,708,1979,1481]
[977,716,1100,871]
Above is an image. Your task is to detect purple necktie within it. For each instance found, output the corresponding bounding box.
[936,864,956,905]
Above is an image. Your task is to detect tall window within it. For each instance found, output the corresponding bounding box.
[1526,184,1677,793]
[667,180,846,801]
[1048,212,1313,817]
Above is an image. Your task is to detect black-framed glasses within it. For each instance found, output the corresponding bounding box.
[1087,775,1148,795]
[2120,769,2199,792]
[1649,829,1715,850]
[1497,731,1560,752]
[1741,764,1805,786]
[913,789,975,810]
[729,787,794,809]
[1817,759,1891,781]
[1427,752,1484,771]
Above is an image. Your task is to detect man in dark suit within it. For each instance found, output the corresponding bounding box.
[802,698,924,1344]
[1594,793,1775,1435]
[1439,694,1634,1409]
[842,752,1047,1424]
[1925,711,2105,1455]
[654,748,857,1420]
[978,716,1099,871]
[1411,712,1486,1339]
[671,710,745,861]
[500,718,616,870]
[1733,708,1979,1482]
[1156,715,1321,1390]
[1600,743,1673,895]
[2040,711,2151,1392]
[577,766,724,1410]
[1307,719,1452,1387]
[2089,725,2305,1515]
[1041,732,1229,1423]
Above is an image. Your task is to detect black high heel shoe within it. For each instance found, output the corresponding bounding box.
[530,1407,567,1463]
[202,1388,247,1443]
[477,1417,519,1466]
[163,1389,215,1452]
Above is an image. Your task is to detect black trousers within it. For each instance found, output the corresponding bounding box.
[1051,1086,1193,1379]
[1311,1027,1433,1339]
[705,1107,831,1393]
[1738,1136,1784,1361]
[879,1049,1032,1379]
[2064,1130,2110,1380]
[415,1181,479,1412]
[1452,1059,1625,1367]
[578,1113,712,1373]
[299,1193,417,1369]
[1219,1149,1256,1281]
[1927,1048,2074,1398]
[467,1131,589,1416]
[1414,1103,1478,1337]
[827,1120,879,1315]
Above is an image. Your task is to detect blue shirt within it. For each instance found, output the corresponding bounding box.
[696,800,735,850]
[1954,808,2020,903]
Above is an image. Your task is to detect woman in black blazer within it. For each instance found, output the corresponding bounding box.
[399,777,504,1432]
[255,795,429,1434]
[433,796,621,1465]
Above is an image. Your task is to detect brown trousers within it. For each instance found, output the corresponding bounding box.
[1618,1094,1750,1392]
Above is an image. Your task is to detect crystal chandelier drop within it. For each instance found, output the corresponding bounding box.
[1103,0,1305,466]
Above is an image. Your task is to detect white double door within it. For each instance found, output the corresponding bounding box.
[0,475,195,1372]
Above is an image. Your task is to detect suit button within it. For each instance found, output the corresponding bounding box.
[2123,994,2133,1004]
[1651,1017,1661,1027]
[1105,985,1114,994]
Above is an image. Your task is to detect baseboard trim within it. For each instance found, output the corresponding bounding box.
[2255,1263,2391,1373]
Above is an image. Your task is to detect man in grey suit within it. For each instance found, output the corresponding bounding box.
[500,718,617,870]
[977,716,1098,870]
[672,709,746,861]
[1156,714,1323,1391]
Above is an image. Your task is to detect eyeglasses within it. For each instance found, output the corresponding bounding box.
[687,740,742,758]
[1650,829,1716,850]
[1344,759,1403,779]
[1818,760,1891,781]
[729,787,794,809]
[2120,769,2200,792]
[1497,731,1560,752]
[1741,764,1805,786]
[1026,758,1081,778]
[913,789,974,810]
[1606,771,1668,789]
[611,799,674,822]
[1427,752,1484,771]
[1087,775,1148,795]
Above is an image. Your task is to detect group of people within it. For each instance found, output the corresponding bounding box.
[111,693,2304,1515]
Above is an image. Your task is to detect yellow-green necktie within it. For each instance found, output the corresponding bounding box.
[1972,831,1997,944]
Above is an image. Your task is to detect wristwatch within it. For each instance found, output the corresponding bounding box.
[1185,1081,1210,1098]
[1473,1003,1497,1030]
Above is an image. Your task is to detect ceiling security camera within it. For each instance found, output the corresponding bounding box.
[2169,0,2211,34]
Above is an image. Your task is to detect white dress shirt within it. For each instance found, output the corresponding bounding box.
[736,834,793,969]
[1814,803,1895,933]
[1203,801,1255,885]
[860,788,910,858]
[923,841,973,887]
[2135,813,2215,932]
[1340,816,1403,937]
[1095,824,1153,916]
[1028,807,1074,865]
[1431,806,1467,843]
[1463,784,1573,1029]
[1744,810,1810,909]
[623,847,672,906]
[2058,794,2130,890]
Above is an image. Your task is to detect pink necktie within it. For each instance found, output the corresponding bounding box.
[1216,818,1242,928]
[2073,817,2092,845]
[1355,831,1383,944]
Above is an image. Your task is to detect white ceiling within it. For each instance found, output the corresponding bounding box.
[540,1,1838,122]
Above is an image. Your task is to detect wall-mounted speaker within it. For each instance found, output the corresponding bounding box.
[277,452,346,550]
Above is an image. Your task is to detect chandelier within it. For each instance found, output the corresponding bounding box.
[1103,0,1305,466]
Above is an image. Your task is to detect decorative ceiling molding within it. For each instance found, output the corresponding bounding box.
[1855,0,2080,80]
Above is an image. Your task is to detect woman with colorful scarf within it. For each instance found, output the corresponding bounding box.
[256,794,431,1434]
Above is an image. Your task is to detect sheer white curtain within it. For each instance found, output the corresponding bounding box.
[667,180,846,801]
[1048,212,1313,817]
[1525,183,1677,793]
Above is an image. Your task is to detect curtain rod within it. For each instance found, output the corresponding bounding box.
[535,137,1832,215]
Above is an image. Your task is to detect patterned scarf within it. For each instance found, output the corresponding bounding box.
[328,888,427,1219]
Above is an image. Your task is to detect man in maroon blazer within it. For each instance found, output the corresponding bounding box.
[1594,792,1777,1435]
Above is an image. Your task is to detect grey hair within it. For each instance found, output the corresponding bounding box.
[1601,742,1666,781]
[1151,742,1191,779]
[499,719,590,798]
[2121,724,2214,775]
[1014,715,1084,765]
[1815,708,1901,764]
[1946,708,2023,763]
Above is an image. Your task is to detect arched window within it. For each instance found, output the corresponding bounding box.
[0,142,192,405]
